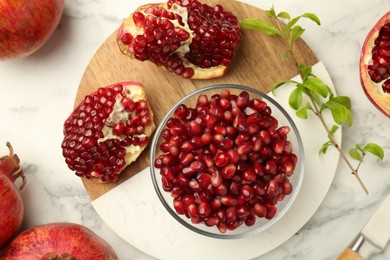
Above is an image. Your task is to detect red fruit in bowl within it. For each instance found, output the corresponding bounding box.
[117,0,241,79]
[1,222,118,259]
[0,142,25,249]
[0,0,64,60]
[360,11,390,116]
[61,82,156,182]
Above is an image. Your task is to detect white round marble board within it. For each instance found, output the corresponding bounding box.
[91,62,341,260]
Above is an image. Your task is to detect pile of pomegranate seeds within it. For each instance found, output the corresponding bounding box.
[117,0,241,79]
[367,23,390,93]
[62,82,155,182]
[154,89,297,233]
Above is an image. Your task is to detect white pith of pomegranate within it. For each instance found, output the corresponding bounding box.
[360,11,390,116]
[0,142,25,249]
[154,89,297,233]
[61,82,156,182]
[117,0,241,79]
[1,222,118,259]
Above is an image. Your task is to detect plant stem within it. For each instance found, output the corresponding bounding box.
[277,24,369,194]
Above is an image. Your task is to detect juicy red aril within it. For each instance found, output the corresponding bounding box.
[155,89,297,232]
[367,22,390,92]
[62,82,154,182]
[117,0,240,79]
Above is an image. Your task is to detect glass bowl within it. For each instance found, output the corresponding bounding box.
[150,84,304,239]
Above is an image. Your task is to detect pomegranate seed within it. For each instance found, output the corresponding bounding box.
[265,205,277,220]
[236,205,250,219]
[174,199,185,215]
[237,142,252,155]
[217,222,227,233]
[273,138,284,154]
[259,130,271,144]
[236,91,249,108]
[241,184,254,200]
[221,163,236,179]
[250,98,267,111]
[174,104,190,119]
[226,207,237,221]
[210,197,222,210]
[264,160,277,175]
[221,195,237,207]
[282,181,293,195]
[245,214,256,226]
[227,149,240,164]
[133,12,146,27]
[197,173,211,188]
[214,150,229,167]
[211,169,222,187]
[179,152,194,166]
[227,220,240,231]
[253,202,267,218]
[187,204,200,218]
[266,180,279,197]
[242,169,256,183]
[229,182,240,195]
[177,173,189,188]
[198,202,212,218]
[214,183,228,196]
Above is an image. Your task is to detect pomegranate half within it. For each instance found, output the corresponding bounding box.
[61,82,156,182]
[117,0,241,79]
[360,11,390,117]
[1,222,118,259]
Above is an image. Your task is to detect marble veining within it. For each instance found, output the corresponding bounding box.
[1,0,390,259]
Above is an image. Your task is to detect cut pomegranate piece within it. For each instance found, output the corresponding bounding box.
[62,82,155,182]
[117,0,241,79]
[154,88,298,232]
[360,11,390,116]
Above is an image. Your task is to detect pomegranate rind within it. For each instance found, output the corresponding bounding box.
[62,81,156,182]
[0,143,24,249]
[117,0,240,80]
[1,222,118,259]
[360,11,390,117]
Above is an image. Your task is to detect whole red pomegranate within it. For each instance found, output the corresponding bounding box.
[360,11,390,117]
[1,222,118,259]
[0,142,25,249]
[0,0,64,60]
[117,0,241,79]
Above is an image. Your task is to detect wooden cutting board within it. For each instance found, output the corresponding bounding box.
[76,0,318,200]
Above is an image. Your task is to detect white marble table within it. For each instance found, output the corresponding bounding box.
[1,0,390,259]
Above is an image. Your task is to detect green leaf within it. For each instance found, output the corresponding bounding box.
[240,19,281,35]
[331,96,351,109]
[289,87,303,110]
[355,144,364,152]
[349,148,362,161]
[319,141,333,154]
[265,8,277,18]
[298,65,312,80]
[325,100,348,125]
[296,107,308,119]
[285,16,300,32]
[302,77,329,98]
[296,102,313,119]
[290,25,305,45]
[329,125,339,135]
[363,143,385,161]
[277,11,291,20]
[308,89,322,106]
[302,13,321,25]
[346,109,353,127]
